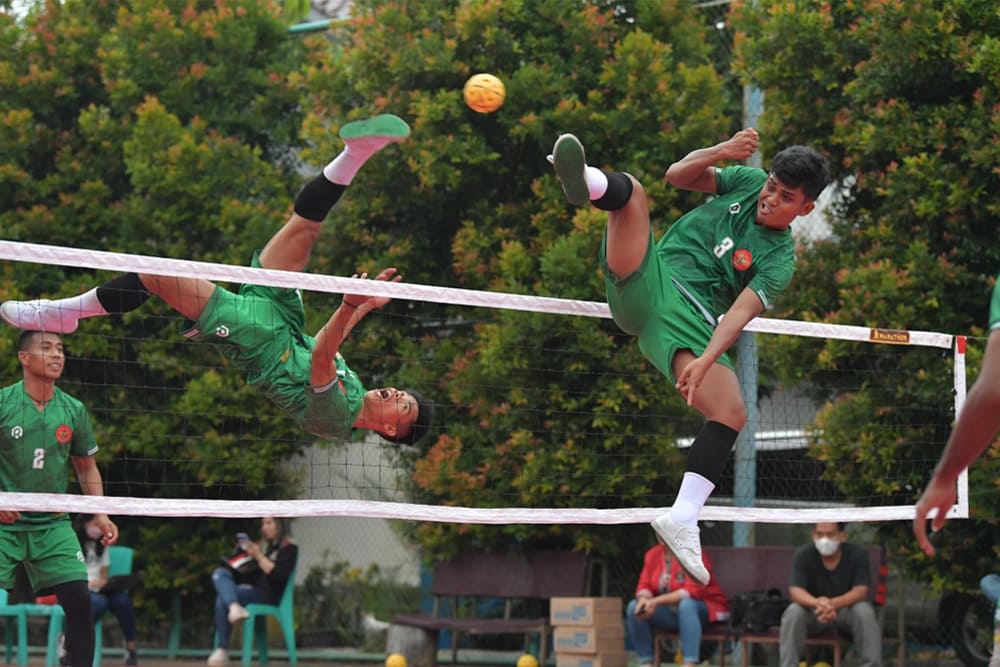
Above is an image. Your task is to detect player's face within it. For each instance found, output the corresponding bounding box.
[365,387,419,440]
[755,173,816,230]
[19,333,65,381]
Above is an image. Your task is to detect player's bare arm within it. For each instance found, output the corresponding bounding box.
[72,456,118,544]
[665,128,761,194]
[311,267,401,388]
[675,288,764,405]
[914,328,1000,555]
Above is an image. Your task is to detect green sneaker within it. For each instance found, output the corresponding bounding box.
[550,133,590,206]
[339,113,411,143]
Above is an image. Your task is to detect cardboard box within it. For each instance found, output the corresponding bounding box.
[555,653,629,667]
[550,597,623,627]
[552,625,625,654]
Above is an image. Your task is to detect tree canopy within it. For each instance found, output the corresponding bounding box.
[734,0,999,588]
[1,0,997,638]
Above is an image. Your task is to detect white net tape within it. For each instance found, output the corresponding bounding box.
[0,241,967,524]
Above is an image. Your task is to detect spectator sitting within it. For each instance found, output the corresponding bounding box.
[77,515,140,666]
[626,542,729,667]
[207,517,298,666]
[779,522,882,667]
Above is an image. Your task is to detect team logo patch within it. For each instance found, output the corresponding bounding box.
[732,248,753,271]
[56,424,73,444]
[729,202,742,215]
[215,325,230,338]
[11,425,23,439]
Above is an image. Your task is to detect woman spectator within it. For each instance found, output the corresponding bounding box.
[626,543,729,667]
[77,515,140,666]
[207,517,298,666]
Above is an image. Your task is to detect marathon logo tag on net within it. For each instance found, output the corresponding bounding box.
[869,328,911,345]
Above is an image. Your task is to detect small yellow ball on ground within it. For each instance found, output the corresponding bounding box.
[516,654,538,667]
[386,653,407,667]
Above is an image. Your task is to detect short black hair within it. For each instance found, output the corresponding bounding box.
[380,389,435,446]
[17,330,48,352]
[770,145,831,201]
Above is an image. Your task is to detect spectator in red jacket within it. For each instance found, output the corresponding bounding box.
[626,543,730,667]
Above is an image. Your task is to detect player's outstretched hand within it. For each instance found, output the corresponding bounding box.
[912,474,956,557]
[724,128,760,161]
[343,267,402,313]
[0,510,20,524]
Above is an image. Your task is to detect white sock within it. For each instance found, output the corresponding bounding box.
[669,472,716,528]
[323,146,369,186]
[54,288,108,319]
[323,133,402,185]
[584,166,608,200]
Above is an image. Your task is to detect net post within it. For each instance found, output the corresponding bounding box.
[733,330,759,546]
[952,334,970,519]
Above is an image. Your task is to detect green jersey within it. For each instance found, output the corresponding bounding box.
[184,257,366,439]
[659,165,795,318]
[990,275,1000,331]
[0,381,98,528]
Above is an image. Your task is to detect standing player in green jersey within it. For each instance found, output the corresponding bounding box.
[549,129,830,584]
[1,330,119,667]
[914,274,1000,557]
[1,114,433,447]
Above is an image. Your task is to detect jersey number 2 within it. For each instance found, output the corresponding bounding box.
[33,448,45,469]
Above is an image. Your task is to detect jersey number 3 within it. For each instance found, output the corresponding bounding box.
[714,237,734,258]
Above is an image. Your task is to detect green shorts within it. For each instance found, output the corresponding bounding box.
[0,521,86,592]
[182,252,313,416]
[599,231,734,384]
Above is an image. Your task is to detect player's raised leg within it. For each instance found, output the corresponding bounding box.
[0,274,159,333]
[260,114,410,272]
[548,133,651,279]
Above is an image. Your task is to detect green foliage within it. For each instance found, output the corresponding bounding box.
[0,0,313,643]
[290,0,733,561]
[296,552,422,647]
[735,0,1000,589]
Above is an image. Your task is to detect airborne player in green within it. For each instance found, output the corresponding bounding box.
[548,129,830,585]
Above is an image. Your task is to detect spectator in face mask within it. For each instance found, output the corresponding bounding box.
[778,522,882,667]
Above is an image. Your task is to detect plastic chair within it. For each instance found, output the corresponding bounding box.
[8,598,63,667]
[240,567,297,667]
[93,546,134,667]
[0,590,28,666]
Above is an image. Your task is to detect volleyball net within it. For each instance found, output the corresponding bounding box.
[0,240,969,525]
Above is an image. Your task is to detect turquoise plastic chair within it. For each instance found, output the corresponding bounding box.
[37,545,135,667]
[240,567,297,667]
[8,598,63,667]
[0,590,28,665]
[93,546,134,667]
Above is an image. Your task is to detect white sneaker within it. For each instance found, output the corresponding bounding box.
[650,514,710,586]
[0,299,79,333]
[227,603,249,624]
[207,648,229,666]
